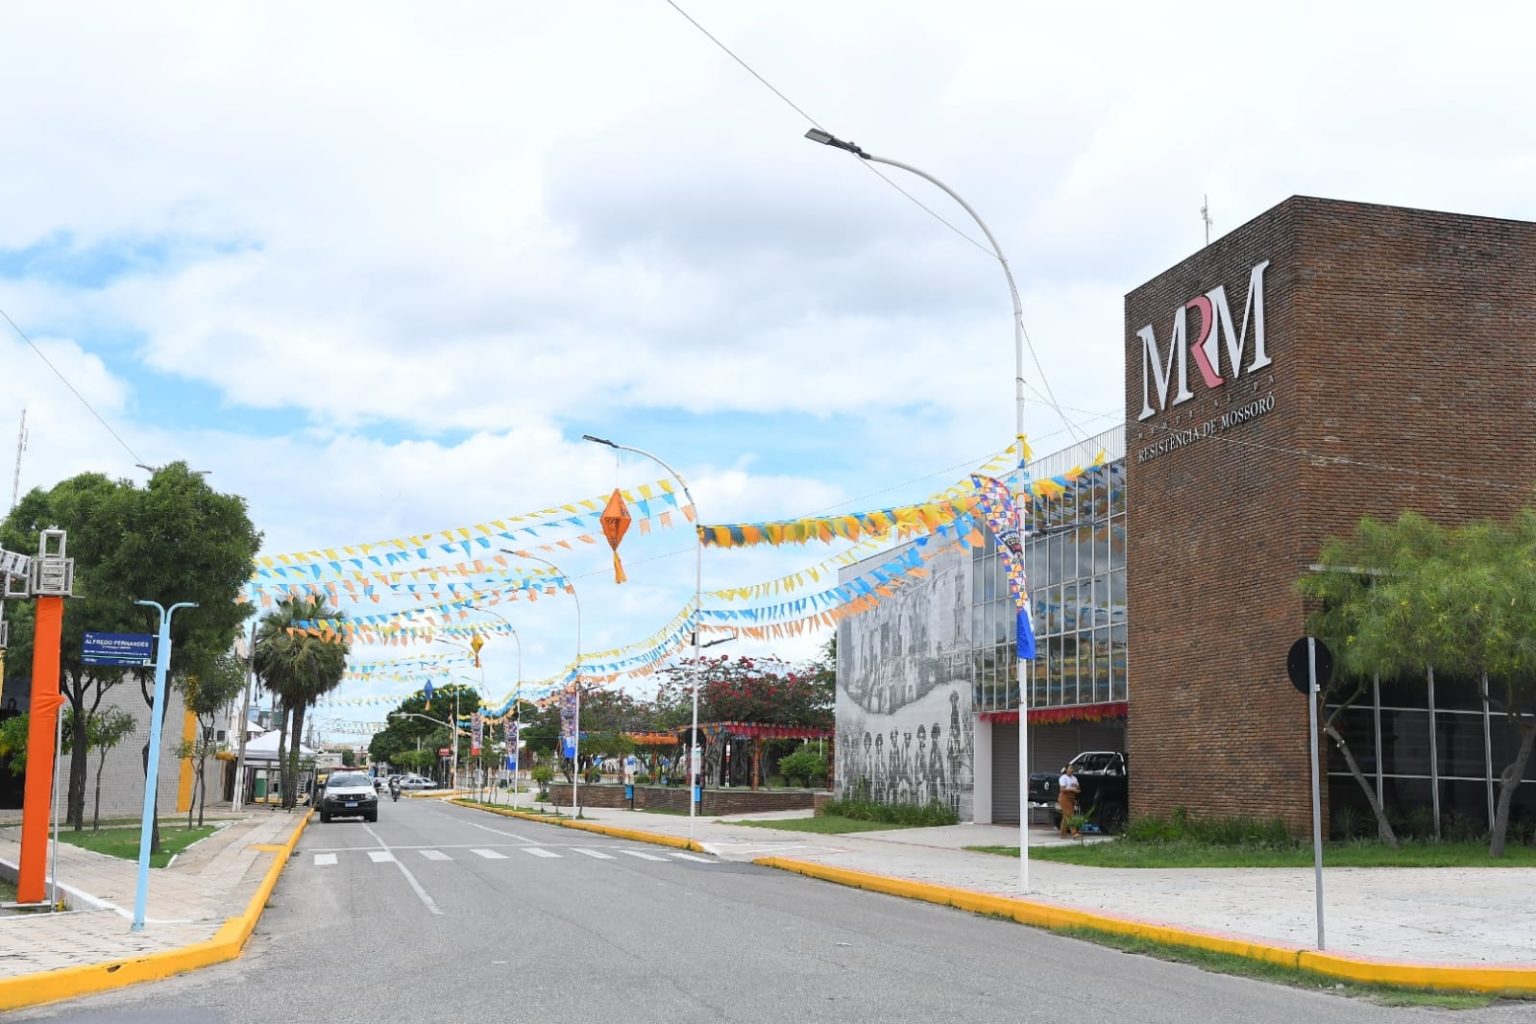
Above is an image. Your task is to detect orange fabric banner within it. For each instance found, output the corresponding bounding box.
[18,596,64,905]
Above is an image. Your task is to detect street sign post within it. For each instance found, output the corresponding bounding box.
[82,632,154,667]
[1286,635,1333,950]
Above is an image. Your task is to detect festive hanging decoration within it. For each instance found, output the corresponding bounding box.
[698,498,978,549]
[253,476,688,570]
[601,489,632,584]
[971,475,1036,661]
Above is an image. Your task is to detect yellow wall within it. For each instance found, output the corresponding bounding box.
[176,710,196,813]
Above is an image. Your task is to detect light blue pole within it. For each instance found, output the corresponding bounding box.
[131,599,197,933]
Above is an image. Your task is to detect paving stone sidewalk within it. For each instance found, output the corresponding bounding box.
[0,809,303,978]
[482,792,1536,967]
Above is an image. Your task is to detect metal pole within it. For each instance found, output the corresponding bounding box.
[874,153,1030,891]
[805,139,1032,889]
[231,622,257,813]
[579,438,703,837]
[131,600,197,932]
[1308,636,1326,950]
[49,706,64,910]
[500,551,579,816]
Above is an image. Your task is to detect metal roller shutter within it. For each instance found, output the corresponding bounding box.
[991,721,1019,824]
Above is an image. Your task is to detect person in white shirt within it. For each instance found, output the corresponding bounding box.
[1057,764,1082,838]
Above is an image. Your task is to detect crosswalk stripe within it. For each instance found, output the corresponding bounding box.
[471,848,507,860]
[571,848,614,860]
[620,850,667,862]
[418,849,451,861]
[523,848,561,859]
[670,853,714,863]
[314,853,337,866]
[367,851,396,864]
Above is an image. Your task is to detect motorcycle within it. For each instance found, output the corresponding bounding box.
[389,783,401,802]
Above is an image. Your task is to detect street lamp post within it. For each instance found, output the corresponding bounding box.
[500,550,582,817]
[472,607,523,801]
[231,621,258,813]
[131,598,198,933]
[580,435,706,838]
[388,710,460,787]
[804,128,1033,894]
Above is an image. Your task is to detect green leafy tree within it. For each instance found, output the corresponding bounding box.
[60,707,137,830]
[778,744,828,788]
[1302,510,1536,857]
[367,683,480,780]
[0,713,28,775]
[254,598,350,810]
[1,464,261,843]
[180,650,246,826]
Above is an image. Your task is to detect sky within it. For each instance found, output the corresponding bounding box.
[3,1,1532,739]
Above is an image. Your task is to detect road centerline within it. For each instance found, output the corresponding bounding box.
[362,823,444,916]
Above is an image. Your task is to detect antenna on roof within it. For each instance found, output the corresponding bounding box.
[1201,195,1214,247]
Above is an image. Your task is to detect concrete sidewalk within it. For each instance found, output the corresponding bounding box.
[0,808,306,984]
[480,792,1535,968]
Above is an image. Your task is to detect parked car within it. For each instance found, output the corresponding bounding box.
[318,771,379,823]
[1028,751,1128,833]
[399,775,437,791]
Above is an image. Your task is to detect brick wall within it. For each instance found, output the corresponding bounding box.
[1123,196,1536,832]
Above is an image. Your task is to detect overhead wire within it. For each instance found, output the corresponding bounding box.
[1,307,144,466]
[659,0,1086,444]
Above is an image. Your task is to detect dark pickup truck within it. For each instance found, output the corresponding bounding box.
[1028,751,1129,834]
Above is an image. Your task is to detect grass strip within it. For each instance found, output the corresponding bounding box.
[966,840,1536,868]
[56,825,216,868]
[734,814,912,834]
[1054,925,1498,1009]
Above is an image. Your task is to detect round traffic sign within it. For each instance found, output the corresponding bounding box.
[1287,636,1334,694]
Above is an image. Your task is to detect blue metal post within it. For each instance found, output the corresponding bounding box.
[131,600,197,933]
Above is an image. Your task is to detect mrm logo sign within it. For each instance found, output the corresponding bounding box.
[1137,260,1272,421]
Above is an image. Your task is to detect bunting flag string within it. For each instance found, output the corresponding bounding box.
[254,476,691,570]
[697,497,978,549]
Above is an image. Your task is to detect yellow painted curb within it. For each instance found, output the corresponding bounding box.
[752,856,1536,996]
[0,811,312,1012]
[449,799,706,853]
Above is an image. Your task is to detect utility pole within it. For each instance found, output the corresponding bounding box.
[10,409,27,512]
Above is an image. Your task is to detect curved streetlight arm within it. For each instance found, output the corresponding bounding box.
[499,548,582,816]
[801,132,1026,468]
[803,127,1034,896]
[581,434,707,838]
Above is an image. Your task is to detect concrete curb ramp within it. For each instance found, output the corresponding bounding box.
[753,857,1536,997]
[0,811,312,1013]
[449,800,705,852]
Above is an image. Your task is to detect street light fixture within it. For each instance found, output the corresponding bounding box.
[470,607,523,800]
[581,433,708,838]
[804,127,1034,894]
[499,549,582,817]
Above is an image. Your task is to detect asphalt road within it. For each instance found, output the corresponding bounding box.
[12,799,1533,1024]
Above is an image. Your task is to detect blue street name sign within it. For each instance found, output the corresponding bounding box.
[82,632,155,667]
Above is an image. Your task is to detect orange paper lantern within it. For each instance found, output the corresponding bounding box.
[601,488,632,583]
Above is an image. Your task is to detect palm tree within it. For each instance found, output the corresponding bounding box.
[253,597,349,809]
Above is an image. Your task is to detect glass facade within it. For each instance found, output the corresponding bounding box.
[973,428,1128,713]
[1327,670,1536,836]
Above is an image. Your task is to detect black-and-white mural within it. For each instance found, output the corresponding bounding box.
[836,540,974,820]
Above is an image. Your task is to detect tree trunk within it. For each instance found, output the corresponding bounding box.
[1324,720,1398,847]
[196,753,207,827]
[276,705,290,808]
[1490,717,1536,858]
[93,748,107,831]
[67,696,89,830]
[286,703,307,810]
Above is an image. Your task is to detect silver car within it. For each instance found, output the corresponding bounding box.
[319,771,379,823]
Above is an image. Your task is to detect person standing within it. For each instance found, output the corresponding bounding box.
[1057,763,1082,838]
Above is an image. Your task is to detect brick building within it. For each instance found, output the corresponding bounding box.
[837,196,1536,835]
[1126,196,1536,832]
